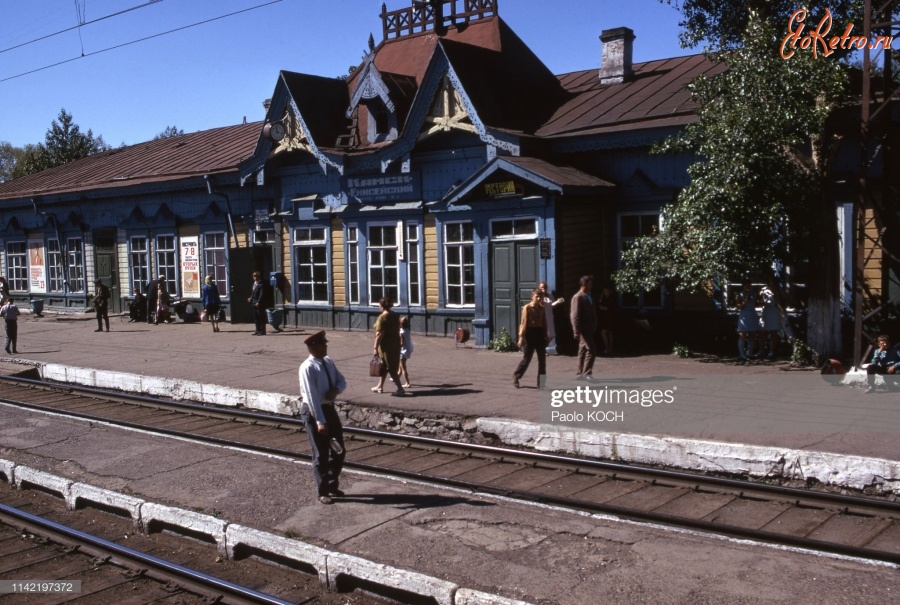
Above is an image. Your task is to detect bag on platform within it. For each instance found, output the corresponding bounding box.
[369,355,384,377]
[200,310,208,322]
[217,308,226,322]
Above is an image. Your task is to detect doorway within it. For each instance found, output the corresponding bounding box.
[490,240,539,341]
[93,232,121,313]
[228,245,274,323]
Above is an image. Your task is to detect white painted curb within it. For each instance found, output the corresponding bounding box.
[226,523,330,585]
[477,418,900,493]
[140,501,228,556]
[0,459,14,484]
[14,466,73,500]
[70,483,144,528]
[455,588,533,605]
[326,551,458,604]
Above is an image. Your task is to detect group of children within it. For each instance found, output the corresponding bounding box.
[735,278,790,361]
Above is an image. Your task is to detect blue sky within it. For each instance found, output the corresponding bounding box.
[0,1,689,149]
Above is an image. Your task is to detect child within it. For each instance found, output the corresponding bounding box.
[865,334,899,394]
[1,297,20,354]
[399,317,413,388]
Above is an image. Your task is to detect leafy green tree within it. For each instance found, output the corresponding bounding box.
[0,142,26,183]
[153,125,184,139]
[15,108,110,177]
[618,4,867,357]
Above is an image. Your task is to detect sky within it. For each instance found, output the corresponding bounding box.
[0,0,690,149]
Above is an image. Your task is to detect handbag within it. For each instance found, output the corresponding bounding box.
[217,308,226,322]
[369,355,384,377]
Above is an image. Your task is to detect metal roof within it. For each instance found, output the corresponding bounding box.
[0,121,262,201]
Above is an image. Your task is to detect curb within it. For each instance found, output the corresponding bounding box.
[0,459,532,604]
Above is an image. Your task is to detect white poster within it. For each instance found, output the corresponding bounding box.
[28,239,46,293]
[180,237,200,298]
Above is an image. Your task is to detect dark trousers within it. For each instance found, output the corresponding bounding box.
[4,320,16,352]
[576,333,597,376]
[514,327,547,384]
[302,404,345,496]
[253,305,266,334]
[96,307,109,331]
[867,365,898,389]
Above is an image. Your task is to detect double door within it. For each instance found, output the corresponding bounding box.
[491,240,539,341]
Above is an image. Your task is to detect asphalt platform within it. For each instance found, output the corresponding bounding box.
[0,310,897,604]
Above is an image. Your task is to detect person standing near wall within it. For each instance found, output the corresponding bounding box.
[201,275,222,333]
[1,297,20,354]
[93,279,110,332]
[249,271,266,336]
[298,331,347,504]
[570,275,598,381]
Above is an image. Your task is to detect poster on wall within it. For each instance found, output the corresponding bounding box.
[28,239,46,293]
[180,237,200,298]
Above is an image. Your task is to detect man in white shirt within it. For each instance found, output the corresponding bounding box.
[298,331,347,504]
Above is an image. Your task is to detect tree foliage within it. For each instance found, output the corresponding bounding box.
[153,125,184,139]
[14,108,110,177]
[0,142,25,183]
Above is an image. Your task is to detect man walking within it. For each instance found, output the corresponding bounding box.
[570,275,598,380]
[1,297,20,354]
[93,279,111,332]
[298,331,347,504]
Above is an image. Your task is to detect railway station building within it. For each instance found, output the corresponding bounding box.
[0,0,889,350]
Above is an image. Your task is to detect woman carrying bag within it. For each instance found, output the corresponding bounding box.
[371,298,405,396]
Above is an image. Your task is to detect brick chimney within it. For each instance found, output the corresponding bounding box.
[599,27,635,84]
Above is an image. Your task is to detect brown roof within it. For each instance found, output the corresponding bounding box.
[538,54,726,138]
[0,122,262,201]
[501,157,614,189]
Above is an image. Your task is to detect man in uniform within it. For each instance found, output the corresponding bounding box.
[298,331,347,504]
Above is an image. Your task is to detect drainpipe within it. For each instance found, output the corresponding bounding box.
[204,175,238,247]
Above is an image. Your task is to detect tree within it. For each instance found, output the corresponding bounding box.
[15,108,111,177]
[617,3,863,357]
[0,142,25,183]
[153,125,184,139]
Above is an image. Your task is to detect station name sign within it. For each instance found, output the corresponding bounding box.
[343,173,421,203]
[483,179,524,199]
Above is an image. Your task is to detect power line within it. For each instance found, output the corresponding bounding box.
[0,0,165,56]
[0,0,283,84]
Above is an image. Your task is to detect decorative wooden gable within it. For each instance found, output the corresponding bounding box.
[269,102,313,158]
[420,74,477,140]
[347,47,400,144]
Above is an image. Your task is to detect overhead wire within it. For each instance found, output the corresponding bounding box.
[0,0,165,56]
[0,0,283,84]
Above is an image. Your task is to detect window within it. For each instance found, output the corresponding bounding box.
[294,227,328,303]
[619,213,663,308]
[347,226,359,304]
[129,236,149,296]
[368,224,399,304]
[6,242,26,291]
[66,238,84,293]
[444,222,475,307]
[203,232,227,297]
[155,235,177,294]
[406,223,421,306]
[490,219,537,239]
[47,239,64,292]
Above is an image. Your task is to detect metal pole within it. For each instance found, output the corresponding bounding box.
[854,0,872,367]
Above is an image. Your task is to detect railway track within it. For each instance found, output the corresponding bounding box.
[1,375,898,566]
[0,499,297,605]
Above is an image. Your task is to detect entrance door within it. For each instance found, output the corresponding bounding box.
[93,233,121,313]
[491,240,539,340]
[228,245,273,323]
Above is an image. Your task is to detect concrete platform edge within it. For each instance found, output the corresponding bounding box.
[0,459,526,604]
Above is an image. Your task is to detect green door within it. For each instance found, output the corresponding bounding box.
[93,233,120,313]
[491,240,539,340]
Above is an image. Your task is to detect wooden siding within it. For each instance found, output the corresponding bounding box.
[116,229,130,297]
[424,213,439,309]
[558,198,606,298]
[862,206,884,308]
[332,218,346,307]
[233,226,251,249]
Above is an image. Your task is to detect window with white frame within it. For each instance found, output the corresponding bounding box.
[368,224,399,304]
[294,227,328,303]
[444,222,475,307]
[619,213,663,308]
[129,236,149,296]
[347,226,359,304]
[66,237,84,293]
[47,239,64,292]
[6,242,26,291]
[202,232,227,297]
[155,235,177,294]
[490,218,537,239]
[406,223,421,306]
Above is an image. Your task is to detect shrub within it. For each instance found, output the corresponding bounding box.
[489,328,519,352]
